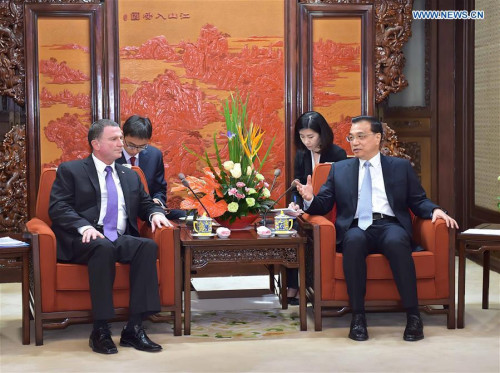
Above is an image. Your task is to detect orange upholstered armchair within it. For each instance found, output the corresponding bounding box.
[298,163,455,331]
[26,167,182,345]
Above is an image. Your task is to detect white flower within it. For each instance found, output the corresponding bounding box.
[230,163,242,178]
[255,173,264,181]
[223,161,234,171]
[262,188,270,198]
[246,166,253,175]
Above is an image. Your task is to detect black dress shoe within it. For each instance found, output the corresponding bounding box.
[120,325,162,352]
[404,314,424,341]
[89,327,118,354]
[349,314,368,341]
[287,297,299,306]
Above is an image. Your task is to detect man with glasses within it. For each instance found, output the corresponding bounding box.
[296,115,458,342]
[117,115,185,219]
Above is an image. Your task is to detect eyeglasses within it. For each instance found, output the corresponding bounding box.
[346,133,377,143]
[124,139,148,151]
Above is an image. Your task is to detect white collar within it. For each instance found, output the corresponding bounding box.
[359,152,381,168]
[92,154,116,174]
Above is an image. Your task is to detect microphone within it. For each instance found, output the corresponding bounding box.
[261,180,298,226]
[269,179,298,209]
[178,173,211,217]
[269,168,281,193]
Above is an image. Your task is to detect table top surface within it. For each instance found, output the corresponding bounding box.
[179,226,306,246]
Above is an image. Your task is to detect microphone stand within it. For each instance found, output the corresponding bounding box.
[178,173,211,218]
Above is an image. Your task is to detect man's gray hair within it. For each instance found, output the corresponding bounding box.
[88,119,120,147]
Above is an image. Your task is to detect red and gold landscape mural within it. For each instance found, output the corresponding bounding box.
[38,17,92,166]
[118,0,285,206]
[312,17,361,154]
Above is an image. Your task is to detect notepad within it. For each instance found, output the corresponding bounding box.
[461,229,500,236]
[0,236,29,247]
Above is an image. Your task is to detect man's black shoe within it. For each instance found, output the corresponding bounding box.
[89,327,118,354]
[348,314,368,341]
[120,325,162,352]
[404,314,424,341]
[287,297,299,306]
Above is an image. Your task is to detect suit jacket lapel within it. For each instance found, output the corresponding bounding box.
[303,151,313,178]
[116,163,131,217]
[83,156,101,212]
[380,155,395,210]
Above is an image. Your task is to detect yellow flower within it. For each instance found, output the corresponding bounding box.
[246,198,255,207]
[255,173,264,181]
[227,202,239,212]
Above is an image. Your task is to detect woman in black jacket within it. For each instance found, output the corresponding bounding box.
[287,111,347,304]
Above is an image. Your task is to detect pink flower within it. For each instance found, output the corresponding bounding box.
[236,182,246,188]
[264,182,269,188]
[228,188,238,196]
[236,192,245,199]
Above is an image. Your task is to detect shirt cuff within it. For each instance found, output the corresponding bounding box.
[303,197,314,210]
[78,225,93,235]
[149,212,164,222]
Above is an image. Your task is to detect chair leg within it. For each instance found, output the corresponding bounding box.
[35,313,43,346]
[314,304,322,331]
[174,310,182,336]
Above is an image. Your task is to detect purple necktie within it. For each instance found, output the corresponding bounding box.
[103,166,118,241]
[358,161,373,230]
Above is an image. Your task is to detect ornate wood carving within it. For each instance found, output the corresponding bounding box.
[0,125,27,232]
[381,122,411,162]
[0,1,25,105]
[191,247,298,269]
[374,0,413,103]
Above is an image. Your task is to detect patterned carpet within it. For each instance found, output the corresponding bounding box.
[189,309,300,339]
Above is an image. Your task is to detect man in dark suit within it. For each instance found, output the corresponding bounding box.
[296,116,458,342]
[116,115,185,219]
[49,119,173,354]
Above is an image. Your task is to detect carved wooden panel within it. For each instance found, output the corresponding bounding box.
[0,125,27,232]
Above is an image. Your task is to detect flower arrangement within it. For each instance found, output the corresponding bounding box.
[172,93,275,223]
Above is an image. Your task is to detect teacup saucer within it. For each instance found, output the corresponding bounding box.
[191,233,216,239]
[271,229,297,237]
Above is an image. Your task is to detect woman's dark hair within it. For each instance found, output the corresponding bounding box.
[123,115,153,139]
[294,111,334,154]
[351,115,383,136]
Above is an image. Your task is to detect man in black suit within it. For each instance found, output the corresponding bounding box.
[296,116,458,342]
[49,119,173,354]
[116,115,185,219]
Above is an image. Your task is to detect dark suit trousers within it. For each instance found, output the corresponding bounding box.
[339,219,418,313]
[71,235,161,320]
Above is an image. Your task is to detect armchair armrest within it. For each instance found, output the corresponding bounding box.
[140,224,180,307]
[25,218,58,311]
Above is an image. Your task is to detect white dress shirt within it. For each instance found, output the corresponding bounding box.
[123,149,139,166]
[78,155,128,235]
[355,153,395,218]
[303,152,395,217]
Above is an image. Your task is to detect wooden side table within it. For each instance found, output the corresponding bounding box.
[0,234,31,344]
[180,228,307,335]
[456,223,500,329]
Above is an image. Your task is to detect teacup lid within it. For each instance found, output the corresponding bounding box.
[275,211,287,219]
[197,213,212,221]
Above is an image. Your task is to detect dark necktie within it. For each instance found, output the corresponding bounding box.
[358,161,373,230]
[103,166,118,241]
[130,156,136,166]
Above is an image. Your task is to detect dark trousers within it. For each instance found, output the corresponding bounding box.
[339,219,418,313]
[70,235,161,320]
